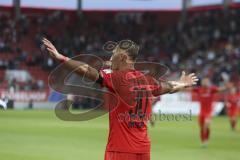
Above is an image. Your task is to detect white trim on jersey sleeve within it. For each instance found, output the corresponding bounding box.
[102,69,113,74]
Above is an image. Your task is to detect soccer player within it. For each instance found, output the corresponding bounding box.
[192,78,228,147]
[42,38,198,160]
[225,85,239,131]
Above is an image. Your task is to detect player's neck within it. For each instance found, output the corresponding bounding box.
[118,63,135,71]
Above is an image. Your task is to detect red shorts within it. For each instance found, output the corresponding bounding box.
[199,115,212,127]
[105,151,150,160]
[227,107,238,117]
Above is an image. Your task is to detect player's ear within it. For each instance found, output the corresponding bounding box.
[121,53,128,62]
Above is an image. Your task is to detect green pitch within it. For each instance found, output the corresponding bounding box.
[0,110,239,160]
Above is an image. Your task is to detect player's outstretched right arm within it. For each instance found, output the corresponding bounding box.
[42,38,99,81]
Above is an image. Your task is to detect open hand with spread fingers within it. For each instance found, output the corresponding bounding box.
[179,71,199,87]
[42,38,68,62]
[169,71,199,92]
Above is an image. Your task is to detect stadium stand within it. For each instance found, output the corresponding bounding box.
[0,8,239,93]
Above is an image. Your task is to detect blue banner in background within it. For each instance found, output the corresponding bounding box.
[48,91,66,102]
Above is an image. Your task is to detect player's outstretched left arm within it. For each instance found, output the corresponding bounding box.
[155,71,198,95]
[168,71,199,94]
[42,38,99,81]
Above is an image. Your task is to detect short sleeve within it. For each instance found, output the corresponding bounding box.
[145,76,162,97]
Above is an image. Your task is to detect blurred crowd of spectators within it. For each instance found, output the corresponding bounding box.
[8,78,45,92]
[164,10,240,85]
[0,9,240,93]
[0,12,57,91]
[36,9,240,86]
[0,12,53,70]
[0,13,28,52]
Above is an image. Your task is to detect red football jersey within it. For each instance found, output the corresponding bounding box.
[193,86,218,116]
[100,69,161,153]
